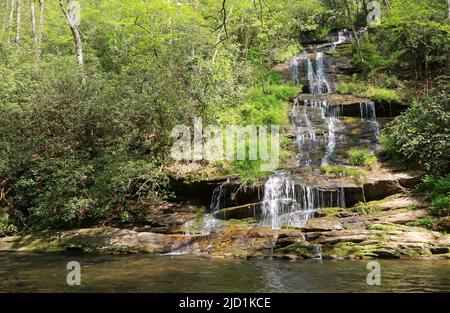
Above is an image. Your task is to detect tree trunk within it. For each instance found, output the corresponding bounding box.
[1,0,9,42]
[343,0,364,63]
[211,4,233,65]
[31,0,38,57]
[37,0,44,59]
[7,0,14,44]
[14,0,20,46]
[59,0,86,84]
[447,0,450,21]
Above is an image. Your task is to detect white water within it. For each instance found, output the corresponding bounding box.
[261,172,346,229]
[360,100,381,139]
[297,51,333,94]
[321,103,344,166]
[289,56,300,84]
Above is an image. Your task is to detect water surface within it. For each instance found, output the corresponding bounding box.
[0,253,449,292]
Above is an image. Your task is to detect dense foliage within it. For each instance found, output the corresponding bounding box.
[0,0,448,233]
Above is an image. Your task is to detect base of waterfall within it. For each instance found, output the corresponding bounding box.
[2,203,449,260]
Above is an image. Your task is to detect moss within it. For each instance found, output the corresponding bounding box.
[406,217,439,230]
[274,242,314,258]
[223,218,257,232]
[351,202,384,214]
[323,242,379,258]
[336,82,400,102]
[367,224,402,231]
[322,165,367,178]
[318,207,347,217]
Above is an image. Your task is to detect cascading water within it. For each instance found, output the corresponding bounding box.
[360,100,381,141]
[261,172,345,229]
[321,103,344,166]
[314,52,332,94]
[292,99,320,166]
[289,56,300,84]
[297,51,333,94]
[199,179,230,234]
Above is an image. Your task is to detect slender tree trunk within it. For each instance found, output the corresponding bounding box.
[59,0,86,84]
[361,0,369,17]
[37,0,44,58]
[14,0,19,46]
[31,0,38,57]
[0,0,9,43]
[7,0,14,44]
[447,0,450,21]
[344,0,364,63]
[211,5,233,65]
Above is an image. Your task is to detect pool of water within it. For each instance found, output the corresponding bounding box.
[0,252,449,292]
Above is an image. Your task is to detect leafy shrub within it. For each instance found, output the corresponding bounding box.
[0,213,19,236]
[349,149,377,168]
[381,85,450,175]
[416,174,450,217]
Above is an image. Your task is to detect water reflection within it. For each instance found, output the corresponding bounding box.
[0,253,449,293]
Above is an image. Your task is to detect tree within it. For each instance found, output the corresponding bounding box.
[14,0,19,46]
[59,0,85,84]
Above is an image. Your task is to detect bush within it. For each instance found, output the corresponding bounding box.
[349,149,377,168]
[381,84,450,174]
[416,175,450,217]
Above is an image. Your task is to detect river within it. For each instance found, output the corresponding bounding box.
[1,252,449,292]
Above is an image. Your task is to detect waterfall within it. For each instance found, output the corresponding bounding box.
[261,172,345,229]
[200,179,230,234]
[360,100,380,139]
[289,56,300,84]
[321,103,344,166]
[299,51,332,94]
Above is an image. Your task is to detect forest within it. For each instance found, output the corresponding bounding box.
[0,0,449,244]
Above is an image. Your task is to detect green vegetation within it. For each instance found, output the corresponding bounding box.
[0,0,449,234]
[354,0,449,87]
[322,165,366,178]
[406,217,439,230]
[351,202,383,215]
[380,84,450,175]
[367,224,402,232]
[336,82,400,102]
[348,148,377,168]
[220,80,299,181]
[415,175,450,217]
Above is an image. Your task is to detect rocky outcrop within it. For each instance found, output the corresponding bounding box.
[304,218,343,232]
[437,217,450,232]
[2,220,448,260]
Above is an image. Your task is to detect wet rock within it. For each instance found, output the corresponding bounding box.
[304,218,343,232]
[214,203,261,220]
